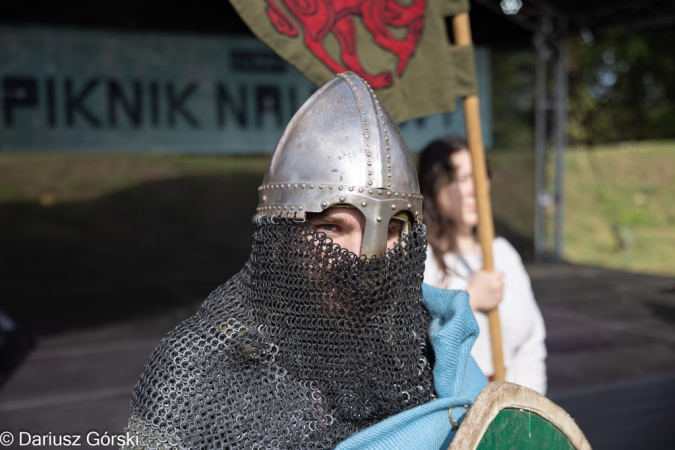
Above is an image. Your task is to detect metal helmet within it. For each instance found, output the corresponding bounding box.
[256,72,422,257]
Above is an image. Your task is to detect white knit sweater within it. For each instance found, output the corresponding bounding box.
[423,237,547,394]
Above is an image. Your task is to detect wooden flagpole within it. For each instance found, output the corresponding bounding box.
[452,12,506,382]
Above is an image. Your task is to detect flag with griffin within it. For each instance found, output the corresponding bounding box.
[228,0,477,123]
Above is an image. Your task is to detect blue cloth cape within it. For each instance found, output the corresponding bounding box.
[334,284,488,450]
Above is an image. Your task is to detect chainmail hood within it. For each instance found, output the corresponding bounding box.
[125,219,435,449]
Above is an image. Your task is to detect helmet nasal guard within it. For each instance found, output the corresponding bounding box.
[256,72,423,257]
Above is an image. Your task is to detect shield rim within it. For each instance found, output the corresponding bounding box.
[449,382,591,450]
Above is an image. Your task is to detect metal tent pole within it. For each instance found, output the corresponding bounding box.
[553,21,568,260]
[534,16,550,262]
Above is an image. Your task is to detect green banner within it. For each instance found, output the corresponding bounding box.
[228,0,477,123]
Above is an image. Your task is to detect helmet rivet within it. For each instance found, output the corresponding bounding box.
[302,184,306,188]
[386,154,391,159]
[321,201,328,208]
[388,173,391,177]
[368,181,373,185]
[376,216,382,222]
[391,205,396,210]
[359,188,364,193]
[329,185,333,190]
[294,184,298,188]
[291,206,295,210]
[395,193,399,197]
[262,195,267,201]
[338,186,343,190]
[366,152,371,157]
[319,185,324,189]
[368,189,373,194]
[349,187,354,191]
[366,134,370,138]
[387,191,391,196]
[387,183,392,187]
[365,126,369,130]
[408,203,413,208]
[367,161,372,166]
[378,190,383,195]
[339,196,345,202]
[368,171,372,175]
[299,206,304,210]
[361,201,368,207]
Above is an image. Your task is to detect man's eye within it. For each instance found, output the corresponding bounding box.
[388,221,403,238]
[316,223,338,232]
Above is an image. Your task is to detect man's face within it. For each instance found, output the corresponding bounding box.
[307,207,403,256]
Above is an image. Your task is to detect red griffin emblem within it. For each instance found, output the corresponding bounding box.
[265,0,427,89]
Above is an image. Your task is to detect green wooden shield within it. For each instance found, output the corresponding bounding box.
[450,382,591,450]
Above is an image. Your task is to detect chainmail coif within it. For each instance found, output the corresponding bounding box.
[125,218,435,449]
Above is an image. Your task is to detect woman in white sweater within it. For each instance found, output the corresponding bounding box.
[418,136,547,394]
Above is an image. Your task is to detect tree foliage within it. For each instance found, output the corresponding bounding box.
[568,27,675,145]
[491,27,675,148]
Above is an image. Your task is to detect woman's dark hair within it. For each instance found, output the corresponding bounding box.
[417,135,471,276]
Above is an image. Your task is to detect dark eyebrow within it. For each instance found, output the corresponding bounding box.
[306,211,350,227]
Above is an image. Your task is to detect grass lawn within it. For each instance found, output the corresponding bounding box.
[0,153,271,204]
[488,140,675,276]
[488,149,536,259]
[0,154,271,332]
[564,141,675,276]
